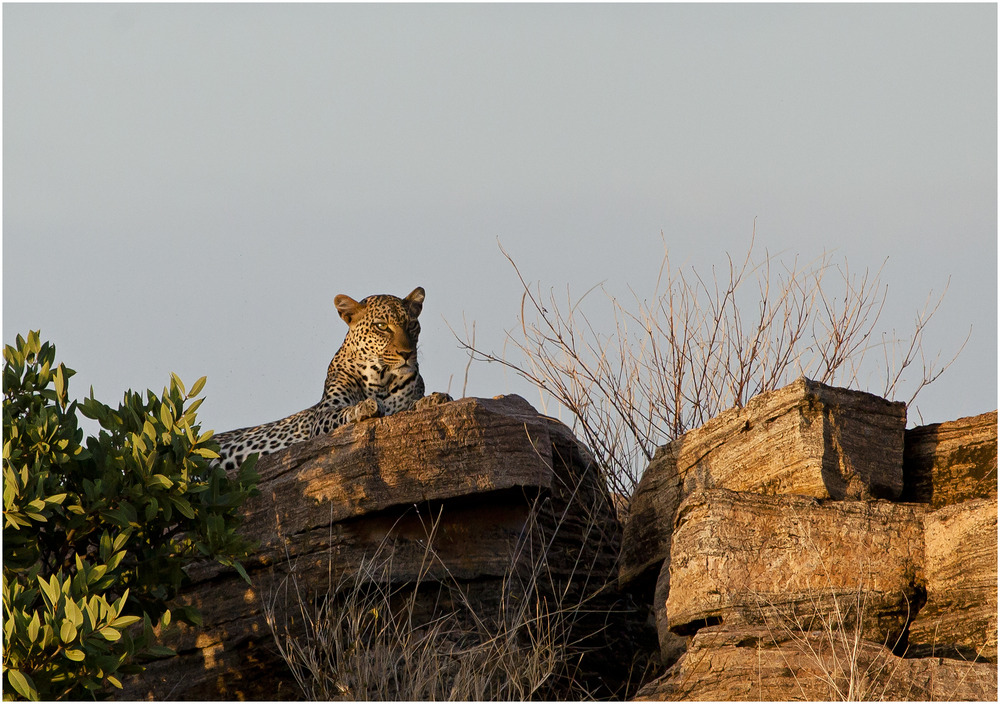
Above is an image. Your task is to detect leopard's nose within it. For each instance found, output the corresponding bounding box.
[400,349,415,363]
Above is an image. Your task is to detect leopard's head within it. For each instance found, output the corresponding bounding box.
[334,287,424,372]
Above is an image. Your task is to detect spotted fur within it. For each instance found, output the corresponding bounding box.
[214,287,449,473]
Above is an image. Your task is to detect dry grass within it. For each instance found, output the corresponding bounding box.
[751,575,911,700]
[659,565,995,701]
[456,234,965,501]
[262,464,647,701]
[728,522,991,701]
[263,509,562,700]
[751,581,995,701]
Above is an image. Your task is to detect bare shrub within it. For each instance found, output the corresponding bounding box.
[457,233,965,499]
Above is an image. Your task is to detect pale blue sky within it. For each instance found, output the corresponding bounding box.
[3,3,996,437]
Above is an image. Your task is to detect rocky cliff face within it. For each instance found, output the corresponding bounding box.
[118,382,997,701]
[627,381,996,701]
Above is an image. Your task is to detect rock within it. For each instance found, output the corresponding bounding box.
[118,395,632,700]
[651,559,688,668]
[621,378,905,586]
[901,410,998,508]
[908,495,998,662]
[235,393,558,552]
[664,489,926,647]
[634,625,997,701]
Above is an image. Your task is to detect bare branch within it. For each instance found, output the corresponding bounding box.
[452,238,958,504]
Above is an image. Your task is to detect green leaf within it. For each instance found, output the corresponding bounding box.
[144,645,176,658]
[147,474,173,490]
[112,531,131,552]
[99,531,112,559]
[67,599,85,625]
[106,549,125,573]
[64,648,86,662]
[159,402,174,430]
[171,496,195,519]
[112,588,131,614]
[169,372,185,396]
[110,615,141,629]
[27,612,40,642]
[173,605,202,627]
[7,669,37,700]
[84,599,100,630]
[101,506,133,528]
[87,564,108,586]
[233,561,252,586]
[189,376,207,397]
[99,626,122,641]
[38,574,60,609]
[39,623,56,649]
[54,365,66,402]
[60,619,78,643]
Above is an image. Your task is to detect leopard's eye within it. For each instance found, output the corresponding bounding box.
[374,321,389,332]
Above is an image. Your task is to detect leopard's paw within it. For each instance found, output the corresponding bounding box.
[414,392,454,411]
[346,397,382,424]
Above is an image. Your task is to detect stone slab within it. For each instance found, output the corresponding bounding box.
[664,489,926,648]
[902,410,997,508]
[909,495,998,662]
[634,625,997,701]
[622,378,905,585]
[237,394,557,556]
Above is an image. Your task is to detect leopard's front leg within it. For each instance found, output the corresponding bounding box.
[310,397,383,436]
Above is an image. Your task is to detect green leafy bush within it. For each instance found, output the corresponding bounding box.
[3,331,258,700]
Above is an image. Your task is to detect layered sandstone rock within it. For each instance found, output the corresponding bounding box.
[635,625,998,702]
[624,377,996,700]
[664,489,926,646]
[621,378,905,586]
[902,410,998,507]
[118,395,631,700]
[909,495,998,662]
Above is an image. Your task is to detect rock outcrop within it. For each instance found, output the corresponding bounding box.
[621,378,906,586]
[117,377,997,701]
[634,625,998,702]
[119,395,638,700]
[902,410,998,507]
[665,489,926,646]
[626,377,997,701]
[909,495,998,661]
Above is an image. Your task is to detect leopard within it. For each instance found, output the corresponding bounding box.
[213,286,451,473]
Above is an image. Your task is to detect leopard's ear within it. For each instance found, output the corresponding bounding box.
[335,294,366,325]
[404,287,425,318]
